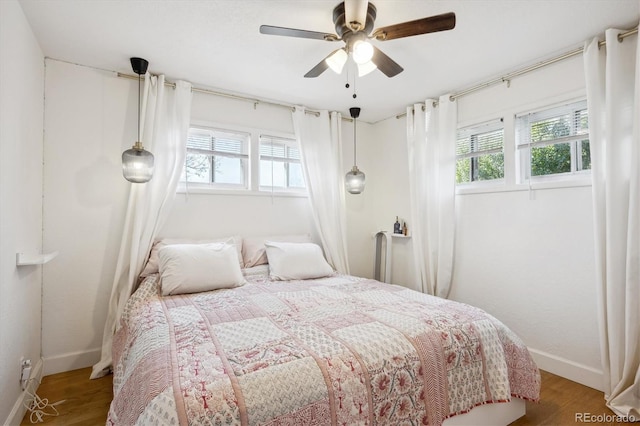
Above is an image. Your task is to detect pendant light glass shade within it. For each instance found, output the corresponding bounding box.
[345,107,365,194]
[345,165,365,194]
[122,142,154,183]
[122,57,154,183]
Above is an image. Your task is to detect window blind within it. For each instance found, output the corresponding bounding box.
[456,119,504,160]
[187,128,248,159]
[259,135,301,163]
[516,100,588,149]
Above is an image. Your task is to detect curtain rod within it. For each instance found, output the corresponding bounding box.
[394,26,638,120]
[116,72,356,121]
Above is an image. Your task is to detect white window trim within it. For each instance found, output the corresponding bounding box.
[455,90,592,195]
[515,98,589,184]
[258,134,306,193]
[455,117,505,186]
[182,124,250,189]
[177,120,308,197]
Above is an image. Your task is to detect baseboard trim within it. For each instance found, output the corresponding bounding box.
[5,357,44,426]
[528,347,604,391]
[43,348,101,376]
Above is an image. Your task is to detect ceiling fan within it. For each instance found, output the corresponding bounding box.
[259,0,455,78]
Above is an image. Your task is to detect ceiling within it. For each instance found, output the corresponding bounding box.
[18,0,639,123]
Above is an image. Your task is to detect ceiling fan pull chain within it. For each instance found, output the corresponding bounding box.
[345,61,350,90]
[352,75,357,99]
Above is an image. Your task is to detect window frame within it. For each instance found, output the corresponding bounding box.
[515,99,590,184]
[177,121,307,197]
[455,118,505,186]
[182,125,250,189]
[258,135,306,193]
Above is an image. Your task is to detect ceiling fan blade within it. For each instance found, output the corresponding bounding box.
[372,12,456,41]
[260,25,338,41]
[371,46,403,77]
[304,59,330,78]
[304,48,347,78]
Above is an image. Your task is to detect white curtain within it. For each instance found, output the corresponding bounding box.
[91,75,193,379]
[584,29,640,417]
[406,96,457,298]
[292,107,350,274]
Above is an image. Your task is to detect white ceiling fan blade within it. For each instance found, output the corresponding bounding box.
[344,0,369,31]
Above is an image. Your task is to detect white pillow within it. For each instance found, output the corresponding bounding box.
[141,236,243,277]
[242,234,312,268]
[264,241,334,280]
[158,243,245,296]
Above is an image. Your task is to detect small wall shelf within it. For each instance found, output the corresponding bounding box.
[16,251,59,266]
[391,234,411,239]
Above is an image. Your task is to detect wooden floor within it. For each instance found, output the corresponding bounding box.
[20,368,112,426]
[21,368,626,425]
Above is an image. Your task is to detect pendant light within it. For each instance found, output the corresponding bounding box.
[122,57,154,183]
[345,107,365,194]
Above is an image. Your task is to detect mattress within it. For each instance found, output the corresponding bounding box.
[109,270,540,425]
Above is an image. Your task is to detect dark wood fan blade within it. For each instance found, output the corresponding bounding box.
[372,12,455,41]
[371,46,403,77]
[260,25,339,41]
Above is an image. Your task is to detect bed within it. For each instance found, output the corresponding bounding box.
[108,239,540,425]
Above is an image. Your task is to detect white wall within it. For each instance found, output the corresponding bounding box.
[40,60,326,375]
[367,113,416,289]
[343,120,377,279]
[0,0,45,423]
[42,60,131,375]
[161,91,316,240]
[452,56,602,388]
[367,55,604,390]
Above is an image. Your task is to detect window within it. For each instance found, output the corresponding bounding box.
[259,135,305,191]
[456,119,504,184]
[181,127,249,188]
[516,99,589,181]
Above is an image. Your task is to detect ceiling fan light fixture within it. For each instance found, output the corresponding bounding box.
[326,48,348,73]
[260,2,455,79]
[352,39,374,64]
[357,60,377,77]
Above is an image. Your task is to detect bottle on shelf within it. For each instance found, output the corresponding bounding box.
[394,216,402,234]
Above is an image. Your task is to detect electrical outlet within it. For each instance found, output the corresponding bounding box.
[20,358,31,390]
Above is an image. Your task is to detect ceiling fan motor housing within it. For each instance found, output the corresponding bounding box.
[333,2,377,37]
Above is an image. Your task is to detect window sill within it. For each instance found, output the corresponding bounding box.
[176,185,308,198]
[456,177,592,195]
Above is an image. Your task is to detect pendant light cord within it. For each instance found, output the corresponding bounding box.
[137,72,141,143]
[353,117,357,167]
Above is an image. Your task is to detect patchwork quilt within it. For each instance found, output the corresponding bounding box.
[109,273,540,425]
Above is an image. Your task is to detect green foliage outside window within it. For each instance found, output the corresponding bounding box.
[527,108,589,177]
[456,153,504,184]
[531,144,571,176]
[456,126,504,184]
